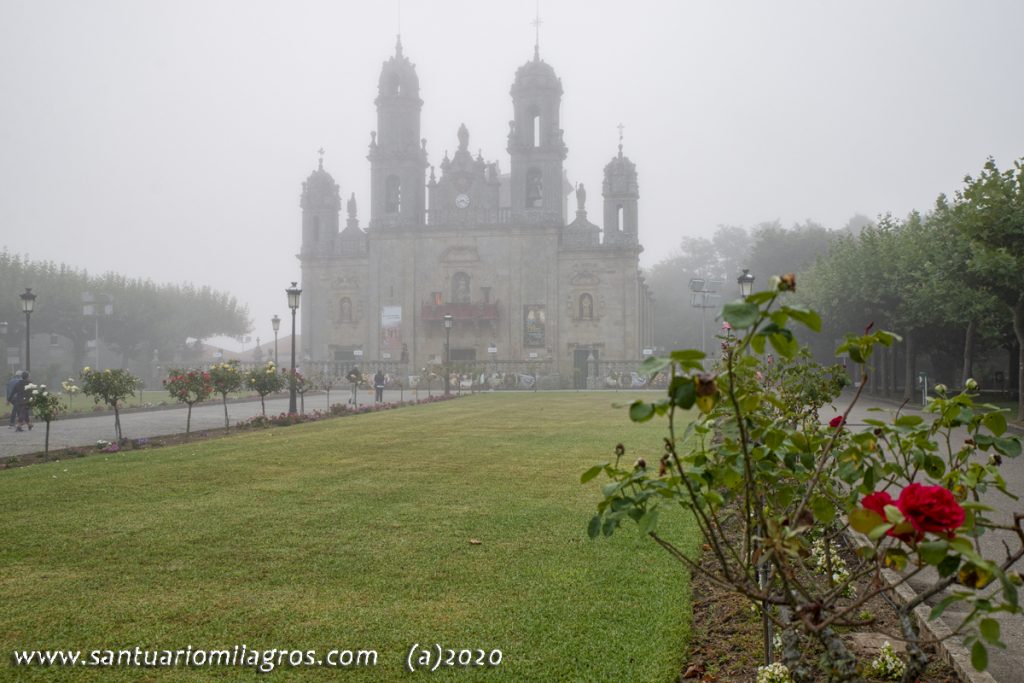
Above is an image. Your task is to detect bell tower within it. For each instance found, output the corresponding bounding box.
[602,130,639,244]
[369,37,428,228]
[507,45,567,222]
[300,149,340,254]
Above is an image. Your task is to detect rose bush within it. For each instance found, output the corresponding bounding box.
[163,369,213,435]
[80,367,140,441]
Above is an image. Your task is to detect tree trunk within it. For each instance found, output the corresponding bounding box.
[902,330,915,402]
[222,394,229,430]
[186,403,192,435]
[961,318,977,389]
[1014,299,1024,422]
[114,406,122,441]
[45,421,50,455]
[260,394,266,416]
[878,345,887,397]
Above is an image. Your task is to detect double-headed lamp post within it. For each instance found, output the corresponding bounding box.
[20,288,36,373]
[443,314,453,396]
[738,269,755,298]
[271,314,281,366]
[286,282,302,414]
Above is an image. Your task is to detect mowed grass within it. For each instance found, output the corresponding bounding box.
[0,392,698,682]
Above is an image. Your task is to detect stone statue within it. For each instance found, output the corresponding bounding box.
[576,183,587,213]
[457,123,469,151]
[347,192,357,219]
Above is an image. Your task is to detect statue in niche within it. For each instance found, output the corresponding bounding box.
[457,123,469,151]
[452,272,471,304]
[339,297,353,323]
[347,193,357,219]
[527,170,543,208]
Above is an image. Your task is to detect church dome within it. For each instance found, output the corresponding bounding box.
[511,49,562,93]
[377,36,420,98]
[603,147,638,196]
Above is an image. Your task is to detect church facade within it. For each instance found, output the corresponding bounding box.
[298,40,653,387]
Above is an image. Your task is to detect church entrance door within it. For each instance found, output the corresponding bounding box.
[573,349,596,389]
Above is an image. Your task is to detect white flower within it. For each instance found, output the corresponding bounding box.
[757,662,793,683]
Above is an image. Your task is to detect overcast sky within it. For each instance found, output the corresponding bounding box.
[2,0,1022,351]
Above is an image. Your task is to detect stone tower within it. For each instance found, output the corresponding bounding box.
[602,140,639,244]
[368,37,428,228]
[507,46,568,222]
[300,152,340,254]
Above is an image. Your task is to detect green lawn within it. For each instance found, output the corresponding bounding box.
[0,392,698,681]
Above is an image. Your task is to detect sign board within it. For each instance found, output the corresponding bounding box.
[528,352,539,359]
[382,352,391,359]
[487,346,498,354]
[353,349,363,357]
[642,348,653,356]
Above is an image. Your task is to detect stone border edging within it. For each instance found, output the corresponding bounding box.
[843,524,997,683]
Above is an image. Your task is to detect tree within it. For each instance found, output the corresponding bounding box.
[25,381,64,455]
[246,362,285,416]
[80,367,140,441]
[208,361,244,430]
[164,369,214,435]
[950,158,1024,420]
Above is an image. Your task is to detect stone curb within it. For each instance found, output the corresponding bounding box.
[843,526,997,683]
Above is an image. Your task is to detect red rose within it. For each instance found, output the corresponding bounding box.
[861,491,893,518]
[829,416,845,428]
[896,483,964,537]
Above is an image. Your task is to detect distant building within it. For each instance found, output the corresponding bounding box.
[298,39,653,387]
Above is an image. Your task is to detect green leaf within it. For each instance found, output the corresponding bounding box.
[587,514,601,539]
[980,618,1000,644]
[924,455,946,479]
[937,554,961,578]
[895,414,923,427]
[811,496,836,524]
[722,302,759,329]
[629,400,655,422]
[868,522,894,541]
[972,640,988,671]
[638,507,660,535]
[750,333,766,354]
[768,332,798,359]
[670,378,696,410]
[781,306,822,332]
[983,411,1007,437]
[670,349,706,363]
[919,540,949,566]
[638,356,671,376]
[850,507,885,534]
[930,593,963,619]
[581,465,604,484]
[994,437,1022,458]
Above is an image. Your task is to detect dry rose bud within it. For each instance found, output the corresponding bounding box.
[965,378,979,391]
[694,372,718,397]
[614,443,625,457]
[989,454,1003,466]
[634,458,647,470]
[779,273,796,291]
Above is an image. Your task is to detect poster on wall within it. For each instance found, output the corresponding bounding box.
[523,305,545,347]
[381,306,402,352]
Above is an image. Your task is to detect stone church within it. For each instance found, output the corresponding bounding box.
[298,39,653,387]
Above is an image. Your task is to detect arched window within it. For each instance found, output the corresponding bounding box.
[526,168,543,208]
[579,293,594,320]
[312,215,321,240]
[386,175,402,213]
[532,111,541,147]
[339,297,353,323]
[617,204,624,231]
[388,73,402,96]
[452,272,471,304]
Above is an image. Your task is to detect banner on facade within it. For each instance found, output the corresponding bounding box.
[523,305,545,348]
[381,306,402,352]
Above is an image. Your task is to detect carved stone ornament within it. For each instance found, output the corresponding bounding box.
[332,275,360,290]
[439,246,481,263]
[570,263,600,286]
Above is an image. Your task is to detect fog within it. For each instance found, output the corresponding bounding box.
[1,0,1022,350]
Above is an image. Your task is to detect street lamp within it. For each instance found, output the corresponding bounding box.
[271,314,281,366]
[286,282,302,414]
[82,292,113,370]
[738,269,755,298]
[443,314,453,396]
[20,288,36,373]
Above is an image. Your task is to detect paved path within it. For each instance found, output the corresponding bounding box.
[843,393,1023,682]
[0,388,445,459]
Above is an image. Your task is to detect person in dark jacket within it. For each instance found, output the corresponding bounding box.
[5,370,22,428]
[11,371,31,432]
[373,369,386,402]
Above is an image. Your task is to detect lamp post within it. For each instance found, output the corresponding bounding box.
[286,282,302,414]
[82,293,113,369]
[688,278,721,361]
[271,314,281,366]
[0,321,7,373]
[20,288,36,373]
[443,314,453,396]
[738,269,755,298]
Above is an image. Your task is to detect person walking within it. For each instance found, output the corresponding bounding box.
[5,370,22,428]
[12,371,31,432]
[373,369,386,403]
[346,366,362,406]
